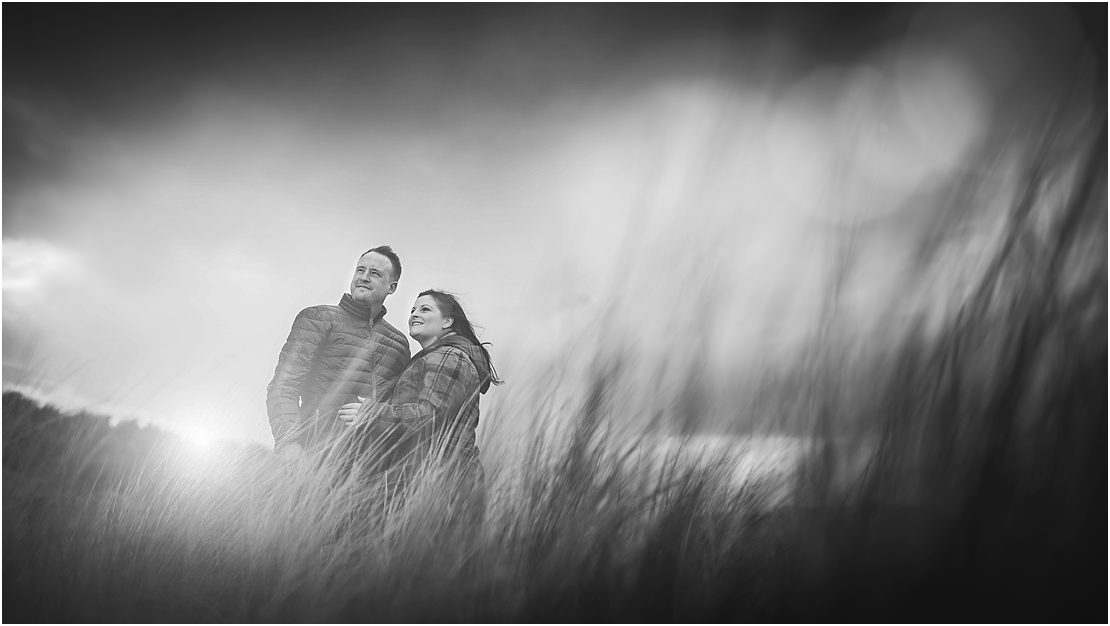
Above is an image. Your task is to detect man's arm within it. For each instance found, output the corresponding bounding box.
[266,307,329,450]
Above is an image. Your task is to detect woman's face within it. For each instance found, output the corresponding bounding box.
[408,295,452,344]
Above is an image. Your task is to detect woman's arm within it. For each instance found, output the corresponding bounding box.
[357,347,477,433]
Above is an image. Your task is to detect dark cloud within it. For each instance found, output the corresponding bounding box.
[1,5,916,208]
[6,5,1101,131]
[4,5,908,110]
[7,5,1100,196]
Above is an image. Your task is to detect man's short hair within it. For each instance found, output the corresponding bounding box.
[362,245,402,282]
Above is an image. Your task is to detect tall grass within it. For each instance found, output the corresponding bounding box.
[5,117,1105,621]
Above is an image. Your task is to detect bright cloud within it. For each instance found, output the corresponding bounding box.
[2,238,76,293]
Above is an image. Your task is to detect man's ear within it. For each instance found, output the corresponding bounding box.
[388,281,397,294]
[442,316,454,330]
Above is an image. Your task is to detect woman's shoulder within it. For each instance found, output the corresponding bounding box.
[422,341,467,360]
[419,342,477,370]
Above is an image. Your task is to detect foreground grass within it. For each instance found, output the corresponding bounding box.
[5,121,1105,622]
[3,388,807,622]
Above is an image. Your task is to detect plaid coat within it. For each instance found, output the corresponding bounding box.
[266,293,410,451]
[356,332,492,471]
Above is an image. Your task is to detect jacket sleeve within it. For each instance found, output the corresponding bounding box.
[266,307,330,449]
[359,347,475,435]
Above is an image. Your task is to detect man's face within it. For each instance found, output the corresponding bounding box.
[349,252,397,308]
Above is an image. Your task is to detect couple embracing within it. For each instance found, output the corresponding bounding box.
[265,245,501,506]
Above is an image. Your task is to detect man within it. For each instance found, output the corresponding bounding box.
[267,245,411,466]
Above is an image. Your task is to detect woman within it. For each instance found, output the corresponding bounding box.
[342,289,502,508]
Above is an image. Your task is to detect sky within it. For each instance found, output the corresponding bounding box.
[3,5,1103,446]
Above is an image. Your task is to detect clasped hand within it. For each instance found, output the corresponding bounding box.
[336,396,380,428]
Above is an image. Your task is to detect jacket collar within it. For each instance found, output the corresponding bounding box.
[339,293,386,322]
[412,331,460,358]
[409,331,474,361]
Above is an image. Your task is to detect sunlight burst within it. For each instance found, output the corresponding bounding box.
[179,425,217,452]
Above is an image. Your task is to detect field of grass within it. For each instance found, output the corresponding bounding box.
[4,116,1105,622]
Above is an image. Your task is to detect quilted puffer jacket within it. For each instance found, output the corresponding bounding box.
[267,293,410,450]
[356,332,493,470]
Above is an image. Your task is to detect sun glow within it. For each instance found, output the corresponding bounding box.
[178,425,218,452]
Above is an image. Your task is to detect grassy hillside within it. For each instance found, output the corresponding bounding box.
[4,119,1105,622]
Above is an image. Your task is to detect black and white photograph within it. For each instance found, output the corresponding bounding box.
[3,3,1105,622]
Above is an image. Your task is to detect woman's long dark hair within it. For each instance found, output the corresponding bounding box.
[420,289,504,388]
